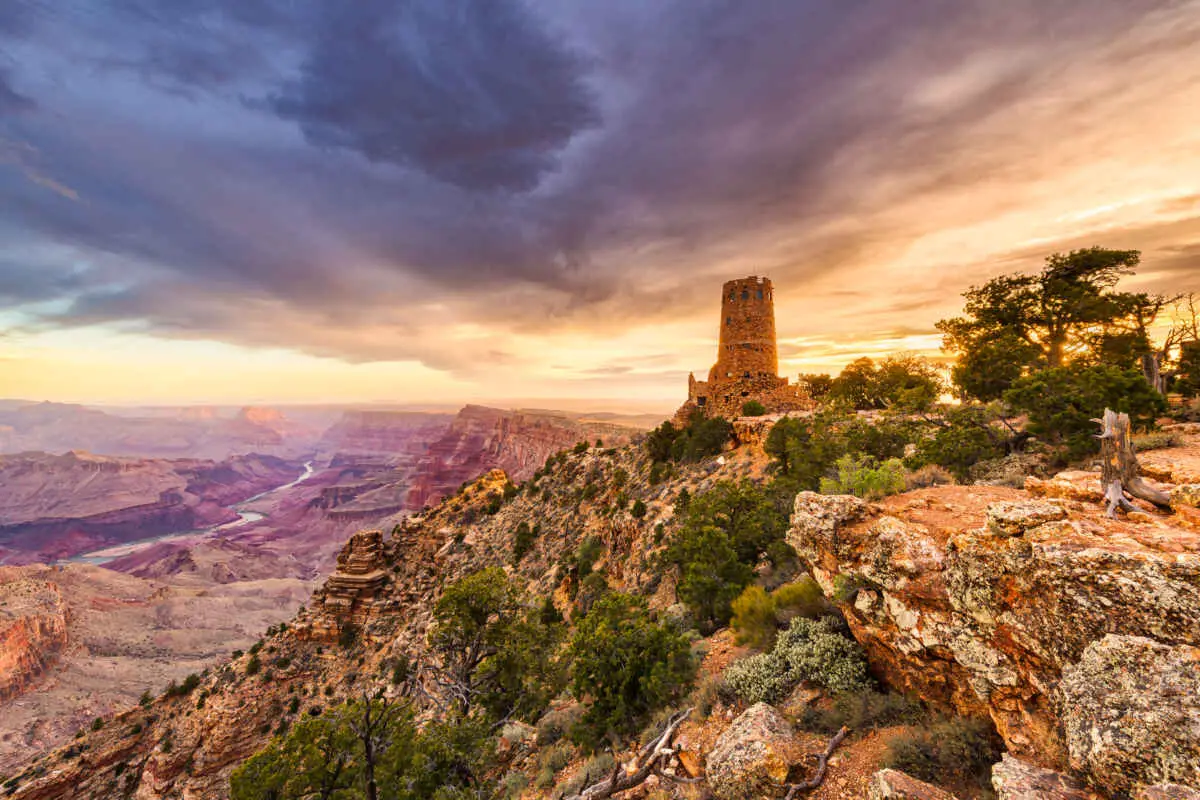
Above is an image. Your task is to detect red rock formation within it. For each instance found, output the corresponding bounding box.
[404,405,635,509]
[0,580,68,702]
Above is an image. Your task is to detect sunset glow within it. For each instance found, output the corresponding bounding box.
[3,2,1200,408]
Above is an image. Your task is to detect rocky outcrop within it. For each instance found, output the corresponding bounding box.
[0,580,68,701]
[706,703,797,800]
[869,769,961,799]
[1060,635,1200,795]
[304,530,390,640]
[786,486,1200,793]
[991,754,1100,799]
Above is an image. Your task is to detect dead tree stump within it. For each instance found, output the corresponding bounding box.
[1096,409,1172,518]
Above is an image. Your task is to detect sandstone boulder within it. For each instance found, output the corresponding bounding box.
[1060,635,1200,795]
[790,491,867,561]
[991,754,1101,799]
[705,702,795,800]
[985,500,1067,537]
[868,768,960,799]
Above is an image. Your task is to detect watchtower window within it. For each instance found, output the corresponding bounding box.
[741,290,749,300]
[728,292,735,301]
[757,289,763,300]
[726,316,731,325]
[743,371,751,378]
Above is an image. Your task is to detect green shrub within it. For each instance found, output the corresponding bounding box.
[912,405,1005,482]
[820,455,906,500]
[536,706,583,746]
[799,690,922,734]
[771,576,826,623]
[1132,431,1181,452]
[573,441,590,454]
[1005,365,1165,460]
[245,655,261,676]
[665,481,789,631]
[91,717,105,732]
[511,521,536,564]
[630,499,647,519]
[337,623,358,650]
[742,400,767,416]
[500,771,530,799]
[431,568,565,723]
[731,585,777,650]
[568,594,695,748]
[726,617,871,704]
[645,412,732,464]
[574,536,604,579]
[905,464,955,491]
[690,672,730,718]
[555,753,615,800]
[884,717,1000,789]
[724,652,793,705]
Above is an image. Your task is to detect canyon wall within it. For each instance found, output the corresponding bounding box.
[0,452,304,564]
[0,579,69,702]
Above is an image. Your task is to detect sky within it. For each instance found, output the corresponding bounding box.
[2,0,1200,409]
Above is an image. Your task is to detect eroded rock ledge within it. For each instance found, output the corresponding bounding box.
[787,486,1200,795]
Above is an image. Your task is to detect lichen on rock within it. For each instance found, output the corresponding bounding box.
[705,702,796,800]
[1059,635,1200,795]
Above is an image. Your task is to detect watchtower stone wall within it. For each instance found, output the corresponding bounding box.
[712,277,779,382]
[674,276,813,426]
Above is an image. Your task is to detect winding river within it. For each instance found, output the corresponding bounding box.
[68,460,315,566]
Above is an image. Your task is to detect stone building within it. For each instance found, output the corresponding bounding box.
[673,276,813,425]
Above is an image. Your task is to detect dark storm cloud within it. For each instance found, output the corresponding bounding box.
[267,0,599,191]
[1,0,1198,375]
[0,67,33,114]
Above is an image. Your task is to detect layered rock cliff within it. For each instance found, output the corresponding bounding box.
[403,404,638,509]
[786,486,1200,795]
[0,580,68,702]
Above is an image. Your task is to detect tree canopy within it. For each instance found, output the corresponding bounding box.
[936,248,1163,400]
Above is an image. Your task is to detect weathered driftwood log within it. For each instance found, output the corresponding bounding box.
[1095,409,1172,518]
[563,707,699,800]
[782,726,849,798]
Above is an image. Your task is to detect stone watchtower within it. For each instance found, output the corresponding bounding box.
[674,276,812,425]
[710,277,780,383]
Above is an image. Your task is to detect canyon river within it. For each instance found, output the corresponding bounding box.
[67,460,315,565]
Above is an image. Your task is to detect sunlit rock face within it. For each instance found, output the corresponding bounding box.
[786,485,1200,792]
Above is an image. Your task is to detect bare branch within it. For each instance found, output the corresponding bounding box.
[781,726,849,797]
[562,707,694,800]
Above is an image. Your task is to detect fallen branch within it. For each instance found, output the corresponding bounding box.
[782,726,849,798]
[563,707,694,800]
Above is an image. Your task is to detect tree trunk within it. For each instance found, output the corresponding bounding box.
[1141,353,1166,394]
[1097,409,1172,517]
